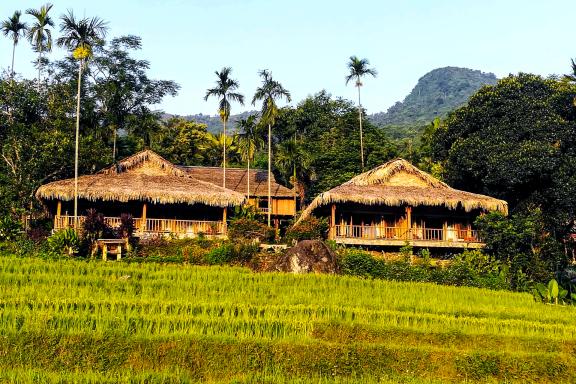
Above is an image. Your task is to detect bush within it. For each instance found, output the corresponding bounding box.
[228,218,274,242]
[285,216,328,243]
[47,229,80,256]
[0,215,22,242]
[204,241,260,265]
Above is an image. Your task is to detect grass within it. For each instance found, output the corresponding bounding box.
[0,256,575,383]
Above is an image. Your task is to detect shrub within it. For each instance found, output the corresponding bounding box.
[228,218,274,242]
[47,229,80,256]
[205,243,235,265]
[0,215,22,242]
[285,216,328,243]
[82,209,112,243]
[118,213,135,239]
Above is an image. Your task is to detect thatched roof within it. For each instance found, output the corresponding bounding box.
[181,166,294,198]
[298,159,507,222]
[36,150,245,207]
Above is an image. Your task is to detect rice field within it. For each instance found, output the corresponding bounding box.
[1,256,576,383]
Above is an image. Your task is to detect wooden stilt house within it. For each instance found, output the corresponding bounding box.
[297,159,508,248]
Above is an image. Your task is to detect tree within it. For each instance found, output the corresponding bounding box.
[204,67,244,188]
[236,115,263,198]
[57,10,108,230]
[275,138,311,209]
[252,69,291,226]
[1,10,28,78]
[26,3,54,84]
[432,73,576,270]
[345,56,377,170]
[92,35,179,161]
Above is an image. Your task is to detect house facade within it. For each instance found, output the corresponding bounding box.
[297,159,507,249]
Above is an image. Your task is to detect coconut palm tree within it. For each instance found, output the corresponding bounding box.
[57,10,108,230]
[1,10,28,78]
[204,67,244,188]
[26,3,54,84]
[345,55,377,170]
[252,69,291,226]
[275,138,311,210]
[236,115,263,199]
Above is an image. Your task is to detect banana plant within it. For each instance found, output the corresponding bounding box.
[532,279,574,305]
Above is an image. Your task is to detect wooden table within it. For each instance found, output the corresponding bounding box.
[96,239,127,261]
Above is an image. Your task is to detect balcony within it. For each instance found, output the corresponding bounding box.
[54,215,226,238]
[331,225,484,248]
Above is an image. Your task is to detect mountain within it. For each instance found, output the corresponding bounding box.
[370,67,498,130]
[162,111,258,134]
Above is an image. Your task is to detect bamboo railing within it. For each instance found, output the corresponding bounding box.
[333,225,480,243]
[54,215,225,236]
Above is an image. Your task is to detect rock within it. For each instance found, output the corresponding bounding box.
[269,240,339,274]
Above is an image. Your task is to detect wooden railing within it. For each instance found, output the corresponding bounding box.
[54,215,225,236]
[333,225,480,243]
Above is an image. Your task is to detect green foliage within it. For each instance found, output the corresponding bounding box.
[47,228,79,256]
[0,216,22,242]
[370,67,498,128]
[533,279,574,305]
[228,217,274,242]
[339,248,509,290]
[476,210,561,288]
[285,216,328,243]
[204,241,259,265]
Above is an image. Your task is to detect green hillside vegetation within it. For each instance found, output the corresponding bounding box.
[163,111,259,134]
[1,256,575,383]
[370,67,498,138]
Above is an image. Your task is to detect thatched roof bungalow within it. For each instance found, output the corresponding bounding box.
[298,159,507,248]
[181,166,296,216]
[36,150,245,237]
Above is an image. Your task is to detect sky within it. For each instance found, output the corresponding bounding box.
[2,0,576,117]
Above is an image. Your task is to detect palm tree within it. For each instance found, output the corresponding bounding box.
[345,55,377,170]
[1,10,28,78]
[57,10,108,230]
[26,3,54,84]
[275,138,311,210]
[204,67,244,188]
[236,115,263,199]
[252,69,291,226]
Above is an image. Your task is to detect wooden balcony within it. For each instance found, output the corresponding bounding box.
[331,225,484,248]
[54,215,226,238]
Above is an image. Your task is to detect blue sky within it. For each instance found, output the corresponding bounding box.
[2,0,575,116]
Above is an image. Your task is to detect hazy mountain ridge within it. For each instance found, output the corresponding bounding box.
[370,67,498,128]
[162,111,258,134]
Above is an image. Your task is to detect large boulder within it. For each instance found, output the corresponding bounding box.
[269,240,339,274]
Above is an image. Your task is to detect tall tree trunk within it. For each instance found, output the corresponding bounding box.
[38,48,42,87]
[11,42,16,78]
[357,83,364,171]
[74,60,83,232]
[293,163,297,212]
[247,156,250,202]
[268,123,272,227]
[112,126,117,162]
[223,119,226,188]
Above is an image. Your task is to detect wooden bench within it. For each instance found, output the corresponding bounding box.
[96,239,128,261]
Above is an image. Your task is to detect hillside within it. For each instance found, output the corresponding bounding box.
[3,256,575,383]
[163,111,258,134]
[370,67,498,129]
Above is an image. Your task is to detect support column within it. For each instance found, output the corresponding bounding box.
[141,203,147,233]
[55,201,62,229]
[405,206,412,240]
[330,204,336,239]
[222,207,228,235]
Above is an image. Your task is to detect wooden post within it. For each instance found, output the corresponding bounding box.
[330,204,336,239]
[141,203,147,233]
[102,243,107,261]
[405,206,412,240]
[55,201,62,229]
[222,207,228,235]
[117,244,122,261]
[443,221,447,241]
